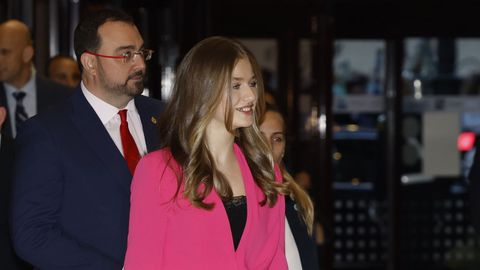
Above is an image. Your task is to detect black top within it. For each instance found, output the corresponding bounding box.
[223,195,247,250]
[285,196,320,270]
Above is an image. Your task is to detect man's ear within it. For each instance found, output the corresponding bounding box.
[80,53,96,75]
[0,106,7,128]
[22,45,34,63]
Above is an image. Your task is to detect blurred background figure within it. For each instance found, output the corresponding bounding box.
[260,104,320,270]
[0,20,71,138]
[46,55,81,88]
[295,169,313,191]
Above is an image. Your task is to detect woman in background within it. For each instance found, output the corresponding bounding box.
[260,104,319,270]
[124,36,287,270]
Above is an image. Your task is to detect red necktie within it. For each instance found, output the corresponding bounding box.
[118,109,141,174]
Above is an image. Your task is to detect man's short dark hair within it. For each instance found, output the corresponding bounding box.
[73,9,134,71]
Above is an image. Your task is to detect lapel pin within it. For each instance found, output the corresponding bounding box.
[151,116,157,124]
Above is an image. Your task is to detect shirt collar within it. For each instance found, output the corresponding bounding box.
[4,65,36,95]
[81,81,137,125]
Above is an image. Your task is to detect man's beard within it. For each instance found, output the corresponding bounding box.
[98,64,145,98]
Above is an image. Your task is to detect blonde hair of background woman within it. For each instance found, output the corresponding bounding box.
[260,106,314,235]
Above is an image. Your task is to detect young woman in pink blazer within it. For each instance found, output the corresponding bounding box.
[124,36,288,270]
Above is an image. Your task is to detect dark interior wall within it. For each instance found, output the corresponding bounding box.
[333,0,480,38]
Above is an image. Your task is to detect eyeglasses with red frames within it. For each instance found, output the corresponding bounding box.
[84,49,154,64]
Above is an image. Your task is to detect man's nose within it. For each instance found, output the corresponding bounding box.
[132,53,147,69]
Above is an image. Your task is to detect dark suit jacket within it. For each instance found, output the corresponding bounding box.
[11,88,164,269]
[286,197,320,270]
[0,135,31,269]
[0,75,72,138]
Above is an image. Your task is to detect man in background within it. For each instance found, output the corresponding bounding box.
[0,106,30,269]
[0,20,71,138]
[47,54,81,88]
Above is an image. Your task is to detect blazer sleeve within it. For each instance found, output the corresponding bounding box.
[124,153,170,270]
[10,118,119,269]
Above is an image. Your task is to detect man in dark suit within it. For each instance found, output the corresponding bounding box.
[0,20,72,138]
[0,106,31,270]
[11,9,164,269]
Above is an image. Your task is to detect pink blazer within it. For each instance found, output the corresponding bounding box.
[124,144,287,270]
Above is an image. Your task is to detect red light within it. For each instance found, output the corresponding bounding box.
[458,132,476,152]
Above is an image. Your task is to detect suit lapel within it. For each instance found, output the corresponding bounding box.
[135,96,159,152]
[70,89,132,191]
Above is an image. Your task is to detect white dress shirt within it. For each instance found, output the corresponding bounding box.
[4,67,37,137]
[285,217,303,270]
[81,82,147,157]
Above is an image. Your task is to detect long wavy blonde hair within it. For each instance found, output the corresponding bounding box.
[158,36,281,209]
